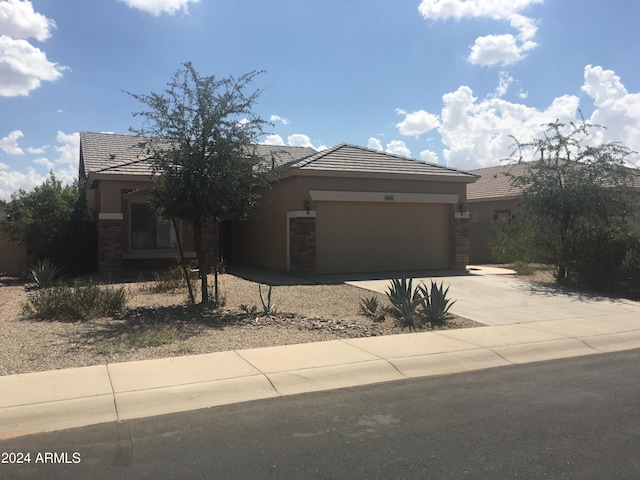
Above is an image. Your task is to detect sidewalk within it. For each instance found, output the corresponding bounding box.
[2,313,640,440]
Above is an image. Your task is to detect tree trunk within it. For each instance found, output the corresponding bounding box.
[212,218,219,305]
[173,218,194,304]
[193,217,209,304]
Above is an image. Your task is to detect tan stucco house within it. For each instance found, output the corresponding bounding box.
[80,132,478,275]
[467,162,640,264]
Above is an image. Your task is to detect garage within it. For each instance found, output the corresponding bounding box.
[315,200,450,274]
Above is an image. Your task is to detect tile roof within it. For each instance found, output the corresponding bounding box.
[467,163,530,201]
[468,161,640,201]
[280,143,478,180]
[80,132,316,177]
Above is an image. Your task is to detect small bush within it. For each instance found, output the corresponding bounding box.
[22,282,127,321]
[29,258,62,289]
[240,304,259,316]
[144,265,194,294]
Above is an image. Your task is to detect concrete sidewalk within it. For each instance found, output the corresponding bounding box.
[2,314,640,440]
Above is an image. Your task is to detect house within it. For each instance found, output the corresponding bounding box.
[466,163,528,264]
[80,132,478,275]
[467,162,640,264]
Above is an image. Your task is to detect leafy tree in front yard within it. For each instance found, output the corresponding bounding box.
[0,172,97,275]
[126,62,274,304]
[501,118,640,290]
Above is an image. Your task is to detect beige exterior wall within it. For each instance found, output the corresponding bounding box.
[233,173,469,272]
[468,198,517,264]
[0,231,27,275]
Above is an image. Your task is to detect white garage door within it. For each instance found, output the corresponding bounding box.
[315,201,450,274]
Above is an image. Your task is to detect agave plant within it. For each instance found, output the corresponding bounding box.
[29,258,62,289]
[418,281,456,328]
[259,284,277,317]
[359,295,380,317]
[386,275,422,331]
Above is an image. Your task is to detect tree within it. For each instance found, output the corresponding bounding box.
[503,119,639,286]
[0,172,97,275]
[127,62,274,304]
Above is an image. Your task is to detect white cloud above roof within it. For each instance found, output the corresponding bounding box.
[287,134,326,151]
[396,109,440,137]
[262,134,285,146]
[367,137,383,151]
[395,64,640,170]
[119,0,199,16]
[418,0,542,66]
[385,140,411,158]
[0,1,65,97]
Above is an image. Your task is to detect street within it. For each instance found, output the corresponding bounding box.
[2,349,639,479]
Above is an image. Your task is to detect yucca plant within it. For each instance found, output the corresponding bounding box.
[386,276,422,331]
[29,258,62,289]
[418,281,456,328]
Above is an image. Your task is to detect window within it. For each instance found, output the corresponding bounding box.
[493,209,512,223]
[131,203,178,249]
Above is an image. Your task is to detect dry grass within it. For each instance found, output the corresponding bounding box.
[0,271,482,377]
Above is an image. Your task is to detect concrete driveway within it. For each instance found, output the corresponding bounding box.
[346,266,640,326]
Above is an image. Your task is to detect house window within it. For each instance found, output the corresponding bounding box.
[131,203,178,249]
[493,209,512,223]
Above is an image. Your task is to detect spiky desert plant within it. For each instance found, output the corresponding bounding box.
[29,258,62,289]
[386,276,422,331]
[418,281,456,328]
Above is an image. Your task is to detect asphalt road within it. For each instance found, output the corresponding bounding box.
[2,349,640,479]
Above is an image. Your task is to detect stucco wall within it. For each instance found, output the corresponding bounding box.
[233,174,469,272]
[468,198,517,264]
[0,232,27,276]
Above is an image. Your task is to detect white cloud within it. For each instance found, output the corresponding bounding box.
[54,131,79,165]
[0,129,24,154]
[367,137,383,151]
[581,65,640,162]
[270,114,289,125]
[287,134,326,151]
[33,157,53,170]
[386,140,411,158]
[262,134,285,146]
[27,146,44,154]
[0,0,55,41]
[0,167,45,200]
[491,72,514,99]
[0,1,64,97]
[418,0,542,66]
[119,0,199,16]
[396,109,440,137]
[420,149,438,163]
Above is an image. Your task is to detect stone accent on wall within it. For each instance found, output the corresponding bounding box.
[454,212,470,270]
[289,215,316,274]
[98,218,124,273]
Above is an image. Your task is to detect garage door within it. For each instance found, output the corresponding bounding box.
[315,201,450,274]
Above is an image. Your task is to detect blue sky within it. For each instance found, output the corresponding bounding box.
[1,0,640,200]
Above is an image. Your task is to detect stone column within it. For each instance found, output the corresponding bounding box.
[98,213,124,274]
[454,212,470,270]
[288,212,316,274]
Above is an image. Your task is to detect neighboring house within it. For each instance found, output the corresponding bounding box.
[467,162,640,264]
[80,132,478,275]
[467,163,527,264]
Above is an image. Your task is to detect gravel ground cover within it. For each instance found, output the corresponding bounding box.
[0,270,483,376]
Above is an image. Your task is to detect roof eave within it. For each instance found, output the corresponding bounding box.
[277,168,478,183]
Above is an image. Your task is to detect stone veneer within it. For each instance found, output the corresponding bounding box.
[289,216,316,274]
[98,218,124,273]
[453,213,470,270]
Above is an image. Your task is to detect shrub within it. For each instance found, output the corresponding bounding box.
[144,265,195,294]
[22,282,127,321]
[563,224,640,295]
[417,281,456,328]
[29,258,62,288]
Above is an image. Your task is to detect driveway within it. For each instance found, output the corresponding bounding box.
[346,266,640,326]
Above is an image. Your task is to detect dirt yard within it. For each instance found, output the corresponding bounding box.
[0,271,483,376]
